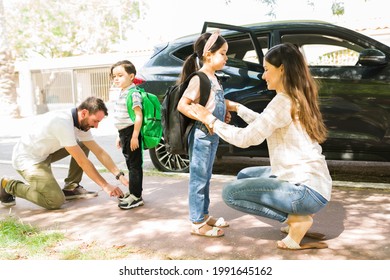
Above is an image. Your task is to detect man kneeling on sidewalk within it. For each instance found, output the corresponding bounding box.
[0,97,126,209]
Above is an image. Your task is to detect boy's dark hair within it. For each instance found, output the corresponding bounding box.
[110,60,137,79]
[78,97,108,116]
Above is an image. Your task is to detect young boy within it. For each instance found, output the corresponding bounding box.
[110,60,144,209]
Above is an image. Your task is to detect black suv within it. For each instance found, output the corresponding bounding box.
[137,20,390,173]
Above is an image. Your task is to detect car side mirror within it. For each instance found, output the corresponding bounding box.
[358,49,387,66]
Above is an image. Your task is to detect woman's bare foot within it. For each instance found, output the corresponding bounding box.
[280,224,325,240]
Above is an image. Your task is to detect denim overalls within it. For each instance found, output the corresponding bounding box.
[188,79,226,223]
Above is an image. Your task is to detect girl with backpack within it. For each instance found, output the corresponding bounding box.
[178,31,236,237]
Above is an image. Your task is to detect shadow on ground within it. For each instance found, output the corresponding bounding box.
[1,172,389,260]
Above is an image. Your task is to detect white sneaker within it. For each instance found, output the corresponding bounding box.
[118,194,144,209]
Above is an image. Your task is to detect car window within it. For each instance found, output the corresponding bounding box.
[172,44,193,61]
[225,34,268,70]
[172,33,268,72]
[281,34,363,66]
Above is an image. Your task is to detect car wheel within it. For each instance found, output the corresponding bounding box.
[148,137,190,173]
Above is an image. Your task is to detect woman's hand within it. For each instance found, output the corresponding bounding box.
[190,103,218,134]
[190,103,215,124]
[226,100,240,112]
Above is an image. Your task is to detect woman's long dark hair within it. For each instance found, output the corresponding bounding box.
[265,43,327,143]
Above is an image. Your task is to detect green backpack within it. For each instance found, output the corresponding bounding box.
[126,87,163,150]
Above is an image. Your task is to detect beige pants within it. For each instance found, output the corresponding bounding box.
[7,143,89,209]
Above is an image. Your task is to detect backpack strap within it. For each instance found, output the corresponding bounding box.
[182,71,211,106]
[196,71,211,107]
[126,86,144,122]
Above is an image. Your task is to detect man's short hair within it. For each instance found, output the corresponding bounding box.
[78,97,108,116]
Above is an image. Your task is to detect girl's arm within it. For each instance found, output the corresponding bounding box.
[178,96,202,121]
[191,94,292,148]
[178,76,205,121]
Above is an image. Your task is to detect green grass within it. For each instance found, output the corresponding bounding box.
[0,169,185,260]
[0,216,167,260]
[0,216,64,259]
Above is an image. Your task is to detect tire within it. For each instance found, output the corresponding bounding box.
[148,137,189,173]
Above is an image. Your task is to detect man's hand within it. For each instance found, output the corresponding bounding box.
[119,174,129,187]
[102,183,124,197]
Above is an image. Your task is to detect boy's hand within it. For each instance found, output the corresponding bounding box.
[130,137,139,151]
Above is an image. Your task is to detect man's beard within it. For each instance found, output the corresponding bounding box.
[79,118,92,132]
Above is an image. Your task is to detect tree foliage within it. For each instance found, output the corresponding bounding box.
[4,0,352,60]
[331,1,345,16]
[5,0,146,59]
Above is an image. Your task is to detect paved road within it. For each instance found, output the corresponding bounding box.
[1,160,390,261]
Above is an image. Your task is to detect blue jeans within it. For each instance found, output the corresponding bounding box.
[222,166,328,223]
[188,84,226,223]
[188,124,219,222]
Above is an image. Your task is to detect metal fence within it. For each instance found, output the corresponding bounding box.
[31,67,112,106]
[14,51,151,116]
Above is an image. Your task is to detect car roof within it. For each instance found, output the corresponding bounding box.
[175,20,339,40]
[203,20,375,40]
[169,20,390,54]
[242,19,340,29]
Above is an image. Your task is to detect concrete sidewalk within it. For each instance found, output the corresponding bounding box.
[1,162,389,260]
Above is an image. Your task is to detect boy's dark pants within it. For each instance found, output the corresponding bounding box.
[119,125,143,198]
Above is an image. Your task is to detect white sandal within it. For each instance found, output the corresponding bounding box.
[207,216,229,228]
[191,217,224,237]
[280,235,301,249]
[277,235,328,250]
